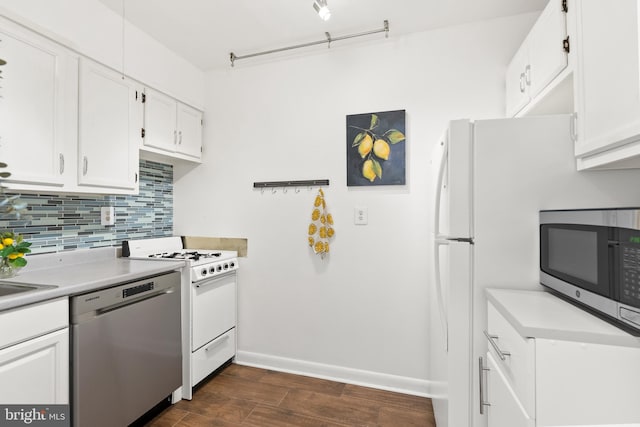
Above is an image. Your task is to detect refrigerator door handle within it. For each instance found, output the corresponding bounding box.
[434,238,449,351]
[433,138,448,239]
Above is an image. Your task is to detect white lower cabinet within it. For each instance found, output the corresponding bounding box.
[484,296,640,426]
[485,352,534,427]
[0,328,69,404]
[0,298,69,404]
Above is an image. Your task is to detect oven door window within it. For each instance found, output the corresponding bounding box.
[540,224,611,297]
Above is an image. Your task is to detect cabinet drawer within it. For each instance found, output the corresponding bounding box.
[192,328,235,386]
[0,298,68,350]
[486,302,535,418]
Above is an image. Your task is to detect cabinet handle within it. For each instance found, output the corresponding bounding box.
[83,156,88,176]
[479,357,491,415]
[59,153,65,174]
[135,172,138,183]
[178,130,182,145]
[204,334,230,353]
[173,130,177,145]
[524,64,531,86]
[519,73,525,93]
[570,112,578,142]
[484,330,511,361]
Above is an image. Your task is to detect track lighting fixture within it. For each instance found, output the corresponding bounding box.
[313,0,331,21]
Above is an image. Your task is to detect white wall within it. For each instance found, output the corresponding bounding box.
[0,0,205,107]
[173,13,537,395]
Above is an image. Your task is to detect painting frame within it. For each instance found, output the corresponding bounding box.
[346,109,406,186]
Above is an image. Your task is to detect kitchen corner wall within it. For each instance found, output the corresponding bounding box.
[2,160,173,254]
[174,13,538,395]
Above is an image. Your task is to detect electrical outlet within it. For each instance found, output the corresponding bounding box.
[101,206,115,226]
[354,206,368,225]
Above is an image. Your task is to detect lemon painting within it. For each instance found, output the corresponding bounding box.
[346,110,406,186]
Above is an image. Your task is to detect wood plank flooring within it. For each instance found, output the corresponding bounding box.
[146,363,436,427]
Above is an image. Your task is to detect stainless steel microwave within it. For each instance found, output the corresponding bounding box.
[540,208,640,334]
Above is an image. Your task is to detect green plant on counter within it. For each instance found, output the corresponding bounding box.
[0,232,31,268]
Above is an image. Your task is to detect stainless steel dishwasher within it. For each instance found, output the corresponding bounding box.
[71,271,182,427]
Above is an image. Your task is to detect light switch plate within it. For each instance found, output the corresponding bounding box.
[101,206,115,226]
[354,206,368,225]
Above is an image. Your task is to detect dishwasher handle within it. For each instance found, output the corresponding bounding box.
[96,287,175,316]
[71,271,181,324]
[73,287,176,324]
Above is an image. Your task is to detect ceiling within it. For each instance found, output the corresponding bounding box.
[98,0,548,70]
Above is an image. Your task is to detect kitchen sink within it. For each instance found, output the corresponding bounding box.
[0,282,53,298]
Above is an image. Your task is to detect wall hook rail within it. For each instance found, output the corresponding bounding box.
[230,20,389,67]
[253,179,330,189]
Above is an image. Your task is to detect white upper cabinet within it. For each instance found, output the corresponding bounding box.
[143,88,177,153]
[143,87,203,162]
[0,17,144,195]
[505,0,569,117]
[505,43,531,117]
[78,58,141,192]
[573,0,640,169]
[0,16,77,190]
[177,103,204,159]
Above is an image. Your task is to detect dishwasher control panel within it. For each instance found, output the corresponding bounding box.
[123,282,154,298]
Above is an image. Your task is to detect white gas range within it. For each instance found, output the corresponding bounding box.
[122,236,237,400]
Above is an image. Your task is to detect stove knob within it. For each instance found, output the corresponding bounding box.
[209,267,216,274]
[201,268,207,276]
[223,263,229,270]
[216,265,222,272]
[230,262,235,268]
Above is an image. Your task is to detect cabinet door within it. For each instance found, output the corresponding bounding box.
[0,328,69,404]
[78,58,140,191]
[505,43,529,117]
[0,18,76,188]
[177,102,202,159]
[536,339,640,426]
[574,0,640,159]
[486,353,534,427]
[144,87,178,152]
[528,0,568,98]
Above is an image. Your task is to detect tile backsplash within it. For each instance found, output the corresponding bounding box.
[1,160,173,254]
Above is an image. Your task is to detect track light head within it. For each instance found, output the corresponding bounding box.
[313,0,331,21]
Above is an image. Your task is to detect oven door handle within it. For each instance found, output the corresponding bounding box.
[194,271,236,288]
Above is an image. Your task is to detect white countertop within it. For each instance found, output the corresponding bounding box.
[486,288,640,348]
[0,247,185,311]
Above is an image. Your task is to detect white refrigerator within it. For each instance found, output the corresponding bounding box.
[428,114,640,427]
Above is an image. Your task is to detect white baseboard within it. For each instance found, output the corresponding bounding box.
[235,350,434,398]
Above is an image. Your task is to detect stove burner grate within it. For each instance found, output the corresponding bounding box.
[148,251,222,261]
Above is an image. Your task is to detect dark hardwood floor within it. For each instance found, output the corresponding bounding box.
[146,363,436,426]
